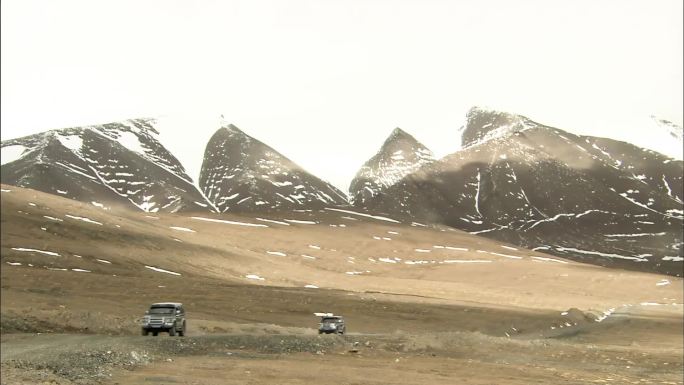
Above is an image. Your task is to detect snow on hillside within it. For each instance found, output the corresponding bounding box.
[355,107,684,276]
[198,124,349,212]
[455,107,683,161]
[1,119,217,213]
[642,116,683,160]
[1,145,29,165]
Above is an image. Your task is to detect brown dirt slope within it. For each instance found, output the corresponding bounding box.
[1,184,682,384]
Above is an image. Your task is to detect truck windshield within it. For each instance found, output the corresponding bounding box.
[322,318,341,323]
[149,307,174,314]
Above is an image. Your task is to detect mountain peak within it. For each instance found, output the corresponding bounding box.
[221,123,242,133]
[349,127,435,206]
[199,124,348,213]
[461,106,538,148]
[650,115,683,141]
[213,124,253,145]
[382,127,421,147]
[389,127,408,136]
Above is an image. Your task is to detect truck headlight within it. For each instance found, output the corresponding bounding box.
[142,316,150,325]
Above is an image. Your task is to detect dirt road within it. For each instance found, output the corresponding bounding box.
[2,306,682,385]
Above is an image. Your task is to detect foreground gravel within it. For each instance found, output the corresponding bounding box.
[1,333,348,384]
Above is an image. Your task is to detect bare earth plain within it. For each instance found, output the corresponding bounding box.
[1,185,682,384]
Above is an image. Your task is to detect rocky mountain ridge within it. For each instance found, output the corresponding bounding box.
[349,128,434,207]
[1,119,216,213]
[353,107,683,276]
[199,124,349,213]
[2,110,682,276]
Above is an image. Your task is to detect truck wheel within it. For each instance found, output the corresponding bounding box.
[142,329,149,336]
[169,325,176,336]
[178,322,185,337]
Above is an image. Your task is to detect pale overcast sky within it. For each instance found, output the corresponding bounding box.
[1,0,682,190]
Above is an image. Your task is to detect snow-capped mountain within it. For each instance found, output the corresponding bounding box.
[1,119,216,213]
[653,116,683,141]
[349,128,434,207]
[648,115,683,160]
[458,107,539,148]
[199,124,349,212]
[355,107,684,276]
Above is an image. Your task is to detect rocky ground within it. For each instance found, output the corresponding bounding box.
[2,318,682,385]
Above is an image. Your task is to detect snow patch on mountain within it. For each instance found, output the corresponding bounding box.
[642,116,683,160]
[1,145,29,165]
[57,135,84,153]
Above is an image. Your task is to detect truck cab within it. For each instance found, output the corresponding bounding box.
[318,315,345,335]
[141,302,186,336]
